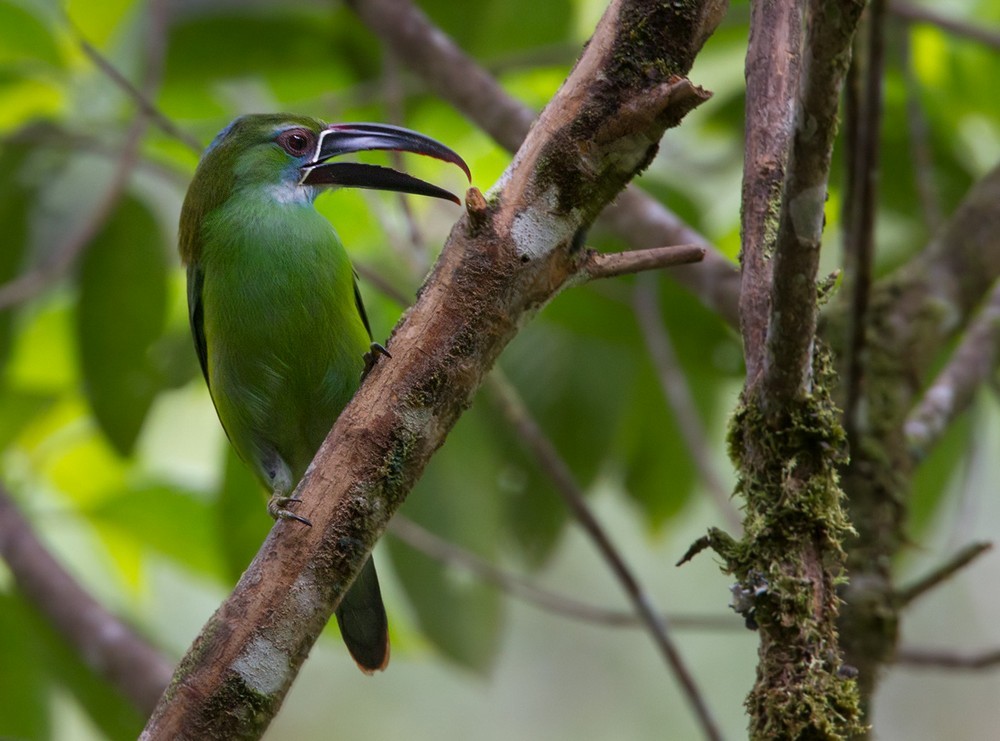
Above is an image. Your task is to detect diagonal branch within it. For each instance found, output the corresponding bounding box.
[896,541,993,607]
[0,485,174,714]
[345,0,741,328]
[904,279,1000,460]
[140,3,726,738]
[485,370,722,738]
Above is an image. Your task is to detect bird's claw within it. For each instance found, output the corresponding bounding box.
[361,342,391,381]
[267,493,312,526]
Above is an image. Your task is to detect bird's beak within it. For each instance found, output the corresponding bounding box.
[299,123,471,204]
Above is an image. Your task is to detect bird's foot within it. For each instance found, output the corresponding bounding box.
[361,342,391,381]
[267,493,312,526]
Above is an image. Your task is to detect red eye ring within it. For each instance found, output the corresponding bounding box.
[277,128,313,157]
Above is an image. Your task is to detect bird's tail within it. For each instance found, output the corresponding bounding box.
[335,556,390,673]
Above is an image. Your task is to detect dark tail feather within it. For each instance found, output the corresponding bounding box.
[335,556,390,673]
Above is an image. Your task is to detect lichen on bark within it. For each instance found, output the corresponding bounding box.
[718,343,865,739]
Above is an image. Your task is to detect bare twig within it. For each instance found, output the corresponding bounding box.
[896,541,993,607]
[389,516,737,632]
[0,485,174,714]
[890,2,1000,49]
[72,35,203,153]
[631,275,741,531]
[486,370,722,741]
[904,280,1000,460]
[344,0,741,329]
[895,646,1000,670]
[581,244,705,280]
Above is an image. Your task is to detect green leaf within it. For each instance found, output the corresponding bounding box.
[0,141,35,373]
[388,404,505,672]
[0,592,50,740]
[0,1,62,69]
[419,0,574,57]
[161,9,375,117]
[616,365,696,528]
[492,286,642,563]
[86,484,222,577]
[616,278,740,528]
[76,194,168,455]
[0,386,55,452]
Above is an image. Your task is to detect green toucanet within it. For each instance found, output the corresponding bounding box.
[178,113,469,672]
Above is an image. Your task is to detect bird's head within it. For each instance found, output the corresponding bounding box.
[180,113,470,262]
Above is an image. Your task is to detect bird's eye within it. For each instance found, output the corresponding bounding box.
[277,129,313,157]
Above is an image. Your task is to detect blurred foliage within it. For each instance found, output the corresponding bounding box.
[0,0,999,738]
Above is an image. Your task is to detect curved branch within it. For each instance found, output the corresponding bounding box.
[0,486,173,714]
[140,3,725,738]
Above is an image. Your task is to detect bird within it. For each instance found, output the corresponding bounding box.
[178,113,470,673]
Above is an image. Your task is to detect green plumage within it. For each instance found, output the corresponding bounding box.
[180,114,387,672]
[181,113,467,673]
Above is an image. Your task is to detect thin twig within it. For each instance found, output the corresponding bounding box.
[904,279,1000,460]
[890,2,1000,50]
[582,244,705,280]
[389,516,738,632]
[486,370,723,741]
[3,128,190,187]
[72,33,203,153]
[632,275,741,532]
[0,485,174,713]
[843,0,887,443]
[895,646,1000,671]
[896,541,993,607]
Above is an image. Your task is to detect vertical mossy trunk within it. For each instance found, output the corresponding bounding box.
[708,346,864,739]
